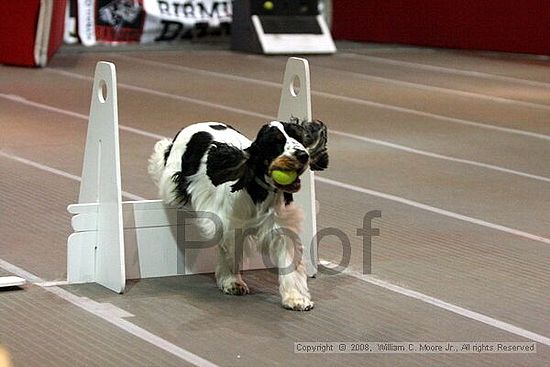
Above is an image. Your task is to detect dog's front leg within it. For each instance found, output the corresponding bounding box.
[272,236,314,311]
[216,231,249,296]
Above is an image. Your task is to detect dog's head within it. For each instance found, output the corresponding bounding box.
[207,120,328,194]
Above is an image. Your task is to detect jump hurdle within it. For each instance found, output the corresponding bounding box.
[67,58,318,293]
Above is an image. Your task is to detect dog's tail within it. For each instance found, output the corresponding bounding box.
[148,138,172,187]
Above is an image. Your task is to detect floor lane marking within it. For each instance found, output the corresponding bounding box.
[3,92,550,185]
[2,149,550,347]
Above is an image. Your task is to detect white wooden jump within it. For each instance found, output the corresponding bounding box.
[67,58,318,293]
[0,276,26,288]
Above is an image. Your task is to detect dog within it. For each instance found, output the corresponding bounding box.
[148,119,328,311]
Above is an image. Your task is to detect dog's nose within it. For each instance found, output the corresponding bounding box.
[295,150,309,164]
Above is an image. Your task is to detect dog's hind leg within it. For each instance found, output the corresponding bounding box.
[216,232,249,296]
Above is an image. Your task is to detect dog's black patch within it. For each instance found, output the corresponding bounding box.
[163,128,184,166]
[284,192,293,205]
[206,125,286,204]
[207,140,273,204]
[249,125,286,162]
[246,177,271,204]
[172,131,213,204]
[207,143,248,186]
[164,144,173,165]
[311,150,329,171]
[306,120,329,171]
[234,125,288,203]
[204,125,290,205]
[209,124,227,130]
[228,124,245,136]
[281,122,305,145]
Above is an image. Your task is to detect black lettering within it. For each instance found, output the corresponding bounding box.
[172,2,183,17]
[198,2,219,18]
[157,0,170,15]
[220,1,232,17]
[183,3,195,17]
[155,20,184,41]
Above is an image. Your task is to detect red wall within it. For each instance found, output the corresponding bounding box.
[0,0,66,67]
[332,1,550,55]
[0,0,42,66]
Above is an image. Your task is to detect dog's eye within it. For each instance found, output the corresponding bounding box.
[274,133,285,142]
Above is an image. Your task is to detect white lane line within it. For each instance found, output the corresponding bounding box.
[5,136,549,247]
[0,150,143,201]
[2,149,550,346]
[310,64,550,111]
[0,93,166,141]
[0,258,43,283]
[339,53,550,90]
[35,280,70,287]
[115,54,281,89]
[246,54,550,111]
[316,176,550,245]
[331,130,550,184]
[44,69,272,121]
[0,259,219,367]
[3,90,550,241]
[3,92,550,186]
[111,55,550,141]
[0,150,82,182]
[1,93,90,120]
[314,90,550,141]
[117,54,550,110]
[320,260,550,347]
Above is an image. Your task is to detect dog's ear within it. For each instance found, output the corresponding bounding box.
[301,119,329,171]
[206,143,250,188]
[282,121,307,144]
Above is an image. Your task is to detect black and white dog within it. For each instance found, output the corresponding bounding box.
[148,119,328,311]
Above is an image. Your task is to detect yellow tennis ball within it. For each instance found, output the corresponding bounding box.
[263,1,274,11]
[271,170,297,185]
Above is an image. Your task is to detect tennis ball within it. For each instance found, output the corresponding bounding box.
[263,1,274,11]
[271,170,297,185]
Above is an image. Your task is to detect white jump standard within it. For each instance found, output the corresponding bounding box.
[67,58,326,310]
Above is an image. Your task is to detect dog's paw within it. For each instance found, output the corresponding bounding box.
[282,294,314,311]
[221,280,250,296]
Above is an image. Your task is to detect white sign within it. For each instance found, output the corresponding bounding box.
[74,0,232,45]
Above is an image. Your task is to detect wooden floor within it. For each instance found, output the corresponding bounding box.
[1,42,549,366]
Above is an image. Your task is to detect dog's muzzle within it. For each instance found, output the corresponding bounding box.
[269,152,309,193]
[275,177,302,193]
